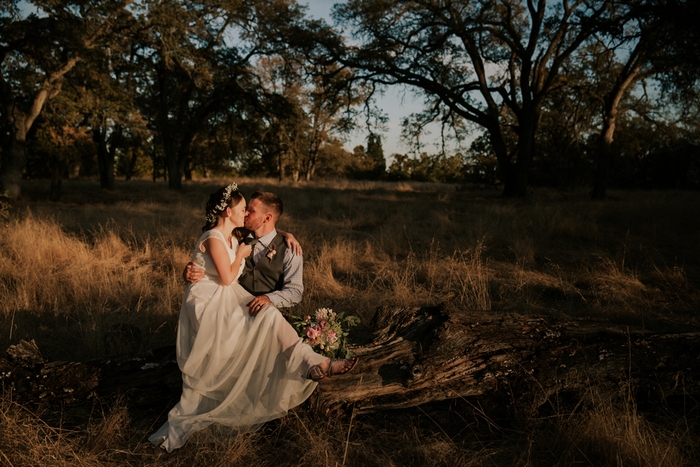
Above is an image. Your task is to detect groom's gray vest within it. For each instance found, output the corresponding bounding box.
[239,233,287,296]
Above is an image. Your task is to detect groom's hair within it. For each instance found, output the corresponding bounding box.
[250,191,283,220]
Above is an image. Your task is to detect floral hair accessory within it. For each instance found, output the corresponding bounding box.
[206,182,238,224]
[265,243,276,260]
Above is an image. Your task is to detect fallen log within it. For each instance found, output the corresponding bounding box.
[311,306,700,415]
[2,306,699,416]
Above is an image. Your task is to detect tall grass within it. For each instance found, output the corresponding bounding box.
[0,213,184,359]
[1,178,699,465]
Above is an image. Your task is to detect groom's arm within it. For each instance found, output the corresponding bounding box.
[265,249,303,308]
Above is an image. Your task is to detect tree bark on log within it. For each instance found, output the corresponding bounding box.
[2,306,699,416]
[311,306,700,415]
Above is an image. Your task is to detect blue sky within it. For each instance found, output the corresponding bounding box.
[303,1,429,156]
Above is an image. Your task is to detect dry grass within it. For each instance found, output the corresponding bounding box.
[1,178,699,465]
[0,213,184,360]
[1,391,696,467]
[509,394,698,467]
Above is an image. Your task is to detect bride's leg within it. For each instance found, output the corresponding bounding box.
[269,308,358,379]
[272,310,327,375]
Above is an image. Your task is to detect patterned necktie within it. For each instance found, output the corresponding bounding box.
[244,236,259,263]
[253,240,270,264]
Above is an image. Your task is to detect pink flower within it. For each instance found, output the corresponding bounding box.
[306,326,321,340]
[319,319,328,330]
[327,329,338,344]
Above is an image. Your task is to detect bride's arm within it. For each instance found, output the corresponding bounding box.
[277,229,303,256]
[204,238,252,286]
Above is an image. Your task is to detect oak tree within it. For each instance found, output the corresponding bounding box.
[317,0,613,196]
[0,0,133,197]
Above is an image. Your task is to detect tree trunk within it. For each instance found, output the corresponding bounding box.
[3,307,699,418]
[487,125,528,198]
[160,132,188,190]
[590,43,645,200]
[304,158,316,181]
[166,156,182,190]
[102,159,115,190]
[49,159,63,201]
[177,141,191,185]
[277,149,286,181]
[0,137,27,198]
[125,148,137,181]
[590,113,616,200]
[501,108,539,198]
[0,54,80,198]
[500,163,529,198]
[94,125,116,190]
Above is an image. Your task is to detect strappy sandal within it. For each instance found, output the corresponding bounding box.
[307,365,326,381]
[327,357,358,377]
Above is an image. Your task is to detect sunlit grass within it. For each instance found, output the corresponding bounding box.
[1,178,699,465]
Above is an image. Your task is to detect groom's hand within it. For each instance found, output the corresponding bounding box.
[183,261,205,283]
[247,295,271,317]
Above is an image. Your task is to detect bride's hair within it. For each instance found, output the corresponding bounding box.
[202,183,244,232]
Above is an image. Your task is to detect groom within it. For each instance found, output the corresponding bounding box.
[185,191,303,316]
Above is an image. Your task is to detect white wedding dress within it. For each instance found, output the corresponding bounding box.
[149,229,326,452]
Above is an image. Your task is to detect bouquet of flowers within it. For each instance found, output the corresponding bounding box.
[289,308,360,359]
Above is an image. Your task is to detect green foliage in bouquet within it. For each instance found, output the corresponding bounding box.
[289,308,360,359]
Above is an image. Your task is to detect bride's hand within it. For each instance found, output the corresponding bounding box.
[279,230,303,256]
[236,243,253,259]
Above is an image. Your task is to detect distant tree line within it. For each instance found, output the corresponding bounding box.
[1,0,698,199]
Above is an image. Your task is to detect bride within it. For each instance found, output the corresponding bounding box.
[149,183,357,452]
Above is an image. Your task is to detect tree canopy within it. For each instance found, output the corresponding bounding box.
[1,0,697,197]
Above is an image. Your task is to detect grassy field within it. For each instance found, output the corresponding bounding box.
[1,178,699,466]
